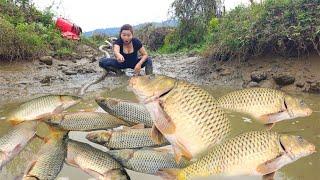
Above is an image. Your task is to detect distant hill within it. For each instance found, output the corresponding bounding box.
[84,19,177,37]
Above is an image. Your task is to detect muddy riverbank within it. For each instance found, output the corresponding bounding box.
[0,45,319,105]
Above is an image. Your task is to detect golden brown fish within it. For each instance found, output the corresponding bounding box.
[157,131,315,180]
[107,147,191,175]
[129,75,231,162]
[86,125,168,149]
[95,97,153,127]
[22,127,68,180]
[217,88,312,126]
[44,111,129,131]
[0,121,37,170]
[65,139,130,180]
[6,95,81,124]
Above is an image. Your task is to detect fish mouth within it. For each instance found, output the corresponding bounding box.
[304,108,313,116]
[95,96,106,106]
[143,87,174,104]
[309,145,316,154]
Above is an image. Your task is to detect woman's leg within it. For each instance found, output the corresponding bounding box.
[99,57,125,73]
[141,57,153,75]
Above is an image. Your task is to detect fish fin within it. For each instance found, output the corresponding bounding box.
[52,104,65,114]
[147,101,176,135]
[259,111,290,124]
[36,115,53,122]
[151,125,166,144]
[262,172,276,180]
[258,114,271,124]
[264,123,275,130]
[256,153,287,175]
[78,108,95,112]
[172,144,183,163]
[12,144,22,155]
[35,113,53,121]
[156,168,182,180]
[121,123,144,131]
[172,141,192,162]
[158,100,176,134]
[130,123,145,129]
[65,158,78,167]
[122,126,131,131]
[8,120,23,126]
[46,125,66,141]
[34,134,49,143]
[153,145,174,153]
[83,168,105,179]
[24,160,37,175]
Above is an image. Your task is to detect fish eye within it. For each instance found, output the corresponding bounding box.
[148,74,155,79]
[297,136,304,143]
[299,100,305,106]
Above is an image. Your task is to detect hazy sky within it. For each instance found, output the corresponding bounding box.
[32,0,251,32]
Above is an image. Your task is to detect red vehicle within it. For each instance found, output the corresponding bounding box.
[55,18,82,40]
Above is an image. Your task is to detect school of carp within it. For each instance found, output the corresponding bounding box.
[0,74,316,180]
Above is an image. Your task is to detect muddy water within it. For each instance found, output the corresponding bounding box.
[0,86,319,180]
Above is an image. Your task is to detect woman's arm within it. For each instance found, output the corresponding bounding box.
[137,46,148,65]
[134,46,148,74]
[113,44,124,62]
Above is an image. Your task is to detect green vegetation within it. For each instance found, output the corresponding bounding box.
[135,23,174,51]
[158,0,320,60]
[0,0,77,61]
[205,0,320,60]
[1,0,319,61]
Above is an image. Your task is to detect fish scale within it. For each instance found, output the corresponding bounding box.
[108,148,191,175]
[160,80,230,157]
[216,87,313,125]
[87,128,169,149]
[6,95,81,122]
[0,121,37,169]
[129,75,231,160]
[66,140,130,180]
[108,129,168,149]
[46,112,129,131]
[217,88,284,116]
[23,131,67,180]
[96,97,154,127]
[179,131,282,178]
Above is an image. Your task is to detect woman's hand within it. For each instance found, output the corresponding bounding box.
[116,54,125,63]
[134,63,142,75]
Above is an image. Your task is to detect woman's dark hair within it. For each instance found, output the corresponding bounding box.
[119,24,133,37]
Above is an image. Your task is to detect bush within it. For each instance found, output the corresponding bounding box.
[0,17,17,60]
[204,0,320,60]
[135,23,174,51]
[0,1,83,61]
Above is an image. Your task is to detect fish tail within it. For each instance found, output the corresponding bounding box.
[156,168,186,180]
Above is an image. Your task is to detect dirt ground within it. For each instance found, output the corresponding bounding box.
[0,45,319,105]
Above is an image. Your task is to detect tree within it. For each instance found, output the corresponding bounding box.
[169,0,223,47]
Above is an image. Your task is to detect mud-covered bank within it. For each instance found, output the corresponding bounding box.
[0,45,319,105]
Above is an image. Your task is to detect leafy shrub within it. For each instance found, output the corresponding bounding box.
[0,1,79,61]
[205,0,320,60]
[135,23,174,51]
